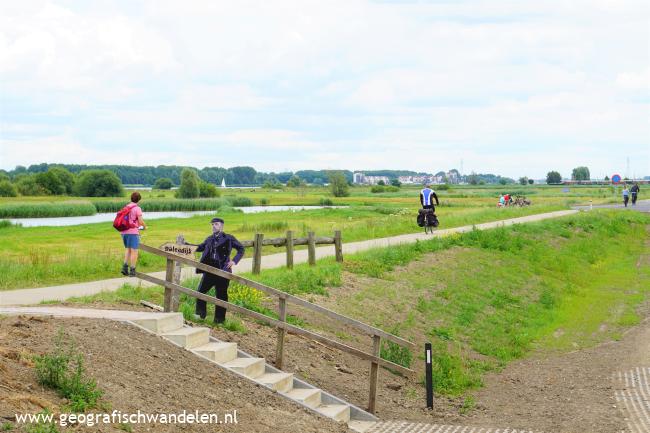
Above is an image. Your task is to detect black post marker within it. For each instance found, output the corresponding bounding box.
[425,342,433,409]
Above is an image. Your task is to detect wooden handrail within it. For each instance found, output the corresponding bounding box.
[139,243,414,349]
[135,271,414,376]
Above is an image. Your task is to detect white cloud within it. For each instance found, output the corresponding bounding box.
[0,0,648,178]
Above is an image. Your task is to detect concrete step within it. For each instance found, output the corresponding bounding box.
[347,420,377,433]
[192,342,238,363]
[132,313,183,334]
[256,372,294,393]
[162,327,210,349]
[317,404,351,423]
[223,357,265,379]
[284,387,321,408]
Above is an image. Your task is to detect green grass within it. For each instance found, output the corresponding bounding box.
[53,210,649,399]
[0,201,97,218]
[0,202,566,290]
[332,210,650,395]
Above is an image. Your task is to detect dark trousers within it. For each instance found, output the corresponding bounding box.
[422,204,436,212]
[631,193,637,205]
[624,196,629,207]
[195,274,230,323]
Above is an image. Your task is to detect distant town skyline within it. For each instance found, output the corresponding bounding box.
[1,1,648,179]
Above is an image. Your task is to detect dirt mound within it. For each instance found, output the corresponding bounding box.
[0,315,348,433]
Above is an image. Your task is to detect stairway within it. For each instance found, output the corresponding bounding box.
[130,313,378,431]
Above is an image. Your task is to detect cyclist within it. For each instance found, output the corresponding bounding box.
[420,184,439,210]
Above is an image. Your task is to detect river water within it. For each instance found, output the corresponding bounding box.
[5,206,347,227]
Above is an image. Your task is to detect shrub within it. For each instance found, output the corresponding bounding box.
[319,197,333,206]
[33,329,103,413]
[328,171,349,197]
[0,180,17,197]
[15,175,47,196]
[153,178,173,189]
[370,185,385,193]
[437,184,450,191]
[259,198,269,205]
[199,181,220,198]
[176,168,200,199]
[74,170,123,197]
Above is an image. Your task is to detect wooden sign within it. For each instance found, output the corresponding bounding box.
[159,243,198,258]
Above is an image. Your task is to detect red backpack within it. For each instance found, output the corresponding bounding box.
[113,204,138,232]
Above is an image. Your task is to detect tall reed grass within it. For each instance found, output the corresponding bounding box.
[0,202,97,218]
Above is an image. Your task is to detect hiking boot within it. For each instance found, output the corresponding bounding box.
[129,267,136,277]
[120,263,128,276]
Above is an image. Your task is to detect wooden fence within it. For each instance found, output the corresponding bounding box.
[137,242,414,414]
[239,230,343,274]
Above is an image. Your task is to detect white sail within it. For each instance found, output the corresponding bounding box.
[221,178,226,188]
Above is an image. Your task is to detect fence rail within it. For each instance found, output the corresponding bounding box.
[137,242,415,413]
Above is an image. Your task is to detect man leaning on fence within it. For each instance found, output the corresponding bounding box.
[192,217,245,324]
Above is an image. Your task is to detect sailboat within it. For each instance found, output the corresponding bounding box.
[220,178,226,188]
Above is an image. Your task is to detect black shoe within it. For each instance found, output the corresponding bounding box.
[121,263,128,276]
[129,267,136,277]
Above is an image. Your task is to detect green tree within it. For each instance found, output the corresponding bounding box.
[468,173,479,185]
[377,180,385,186]
[328,171,350,197]
[199,181,220,198]
[546,171,562,184]
[49,167,75,194]
[15,175,47,196]
[176,168,200,198]
[74,170,124,197]
[528,179,534,185]
[499,179,507,185]
[604,175,610,181]
[390,178,401,187]
[519,176,528,185]
[571,166,590,181]
[154,178,173,189]
[0,180,17,197]
[35,171,65,195]
[286,175,304,188]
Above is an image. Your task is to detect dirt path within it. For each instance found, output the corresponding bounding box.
[0,210,577,306]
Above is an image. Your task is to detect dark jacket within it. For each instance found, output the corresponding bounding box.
[630,184,640,194]
[195,232,245,274]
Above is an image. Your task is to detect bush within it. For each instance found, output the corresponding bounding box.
[319,197,333,206]
[370,185,385,193]
[92,198,226,213]
[328,171,349,197]
[226,196,253,207]
[0,180,17,197]
[33,329,103,412]
[74,170,123,197]
[48,167,75,194]
[176,168,200,199]
[386,186,399,192]
[259,198,269,205]
[199,181,220,198]
[153,178,173,189]
[15,175,47,196]
[437,184,450,191]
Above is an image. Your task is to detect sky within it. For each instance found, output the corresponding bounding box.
[0,0,648,179]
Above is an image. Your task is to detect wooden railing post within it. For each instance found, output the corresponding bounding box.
[368,335,381,414]
[307,231,316,266]
[170,234,184,311]
[253,233,263,275]
[276,297,287,369]
[334,230,343,263]
[163,258,174,312]
[286,230,294,270]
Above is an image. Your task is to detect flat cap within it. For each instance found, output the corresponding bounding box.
[210,217,224,224]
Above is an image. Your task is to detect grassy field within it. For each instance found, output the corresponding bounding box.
[0,184,623,290]
[58,210,650,397]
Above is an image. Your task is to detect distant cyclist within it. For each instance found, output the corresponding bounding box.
[420,184,439,210]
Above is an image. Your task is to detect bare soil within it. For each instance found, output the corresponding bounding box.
[0,315,348,433]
